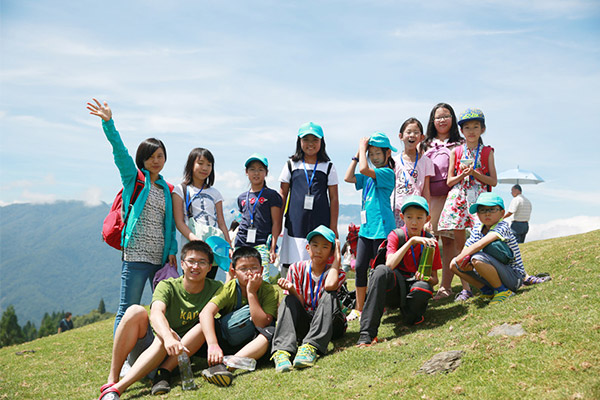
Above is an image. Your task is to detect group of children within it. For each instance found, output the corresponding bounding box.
[88,99,529,399]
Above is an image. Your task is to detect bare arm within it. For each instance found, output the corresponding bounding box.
[471,150,497,187]
[269,206,282,263]
[358,137,376,179]
[172,192,200,241]
[328,185,339,238]
[277,278,304,305]
[386,236,437,270]
[215,201,231,246]
[446,148,469,188]
[199,302,222,366]
[246,273,274,328]
[422,176,431,204]
[323,240,342,291]
[452,231,500,268]
[344,154,359,184]
[504,211,514,219]
[150,301,183,356]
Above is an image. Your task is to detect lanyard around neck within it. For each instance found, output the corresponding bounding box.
[463,143,480,182]
[309,261,326,311]
[245,185,266,227]
[185,184,205,218]
[302,158,318,194]
[403,226,424,268]
[400,153,419,190]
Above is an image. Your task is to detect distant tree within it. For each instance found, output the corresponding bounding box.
[98,298,106,314]
[0,305,25,348]
[22,321,38,342]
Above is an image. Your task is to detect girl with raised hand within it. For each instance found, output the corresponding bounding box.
[87,98,177,333]
[344,133,396,321]
[278,122,339,278]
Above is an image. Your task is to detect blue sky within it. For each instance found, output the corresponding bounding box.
[1,0,599,240]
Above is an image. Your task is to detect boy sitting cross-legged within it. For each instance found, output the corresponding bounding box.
[357,195,441,347]
[271,225,347,372]
[199,246,278,386]
[98,241,223,400]
[450,192,525,304]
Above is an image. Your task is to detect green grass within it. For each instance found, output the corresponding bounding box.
[2,230,599,399]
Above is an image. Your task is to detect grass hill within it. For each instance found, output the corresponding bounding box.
[1,230,598,399]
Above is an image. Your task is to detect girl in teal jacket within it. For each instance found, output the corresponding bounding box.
[88,99,177,333]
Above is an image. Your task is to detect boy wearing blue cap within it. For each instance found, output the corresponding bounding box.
[271,225,346,372]
[344,132,397,321]
[357,196,442,347]
[199,246,278,386]
[450,193,525,304]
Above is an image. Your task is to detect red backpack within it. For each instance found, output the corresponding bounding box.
[102,170,146,250]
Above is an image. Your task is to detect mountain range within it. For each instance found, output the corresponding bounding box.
[0,201,360,325]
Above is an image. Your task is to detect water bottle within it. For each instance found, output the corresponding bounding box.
[178,352,197,390]
[223,355,256,371]
[229,209,242,223]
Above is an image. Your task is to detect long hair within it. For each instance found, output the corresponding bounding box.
[290,137,331,162]
[422,103,462,152]
[182,148,215,187]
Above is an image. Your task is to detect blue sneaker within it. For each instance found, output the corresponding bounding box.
[293,344,317,368]
[271,350,292,373]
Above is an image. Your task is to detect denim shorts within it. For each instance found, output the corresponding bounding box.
[459,251,523,292]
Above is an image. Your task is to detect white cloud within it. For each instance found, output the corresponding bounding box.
[527,216,600,242]
[21,190,57,204]
[82,186,103,206]
[217,170,247,192]
[392,23,533,39]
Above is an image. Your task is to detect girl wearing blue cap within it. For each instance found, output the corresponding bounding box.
[344,133,396,321]
[438,108,498,301]
[234,154,283,282]
[278,122,339,277]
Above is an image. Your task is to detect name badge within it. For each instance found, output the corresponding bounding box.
[247,228,257,244]
[304,195,314,210]
[466,187,478,205]
[361,210,367,225]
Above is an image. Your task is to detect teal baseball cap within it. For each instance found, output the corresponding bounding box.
[306,225,336,244]
[244,153,268,168]
[401,195,430,215]
[458,108,485,127]
[368,132,397,152]
[205,236,231,271]
[298,122,324,139]
[469,192,505,214]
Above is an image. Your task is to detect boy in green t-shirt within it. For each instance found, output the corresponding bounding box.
[199,246,278,387]
[98,241,223,400]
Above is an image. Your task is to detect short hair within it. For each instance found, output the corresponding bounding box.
[135,138,167,171]
[512,184,522,193]
[65,312,72,318]
[183,148,215,187]
[231,246,262,268]
[181,240,214,265]
[399,117,424,136]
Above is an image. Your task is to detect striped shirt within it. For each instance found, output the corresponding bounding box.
[466,220,525,278]
[508,194,532,222]
[286,260,346,311]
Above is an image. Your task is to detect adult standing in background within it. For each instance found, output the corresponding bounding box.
[504,184,532,243]
[420,103,465,300]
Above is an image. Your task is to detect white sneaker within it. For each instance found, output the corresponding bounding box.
[119,359,131,378]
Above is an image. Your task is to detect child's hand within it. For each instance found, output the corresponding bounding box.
[269,249,277,264]
[86,98,112,121]
[247,272,263,294]
[460,165,473,179]
[409,236,437,248]
[277,278,293,291]
[424,221,434,234]
[207,344,224,366]
[452,255,472,271]
[359,137,370,152]
[415,271,430,282]
[333,239,341,265]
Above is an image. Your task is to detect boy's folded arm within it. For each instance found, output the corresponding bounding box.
[457,232,500,259]
[150,301,181,354]
[247,292,273,328]
[198,302,220,346]
[386,237,416,269]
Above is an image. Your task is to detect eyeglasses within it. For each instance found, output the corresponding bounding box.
[477,207,502,215]
[183,259,211,267]
[236,266,262,274]
[434,116,452,121]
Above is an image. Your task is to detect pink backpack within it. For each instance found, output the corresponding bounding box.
[424,142,453,196]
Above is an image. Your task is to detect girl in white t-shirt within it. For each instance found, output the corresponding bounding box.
[172,148,231,250]
[392,118,434,227]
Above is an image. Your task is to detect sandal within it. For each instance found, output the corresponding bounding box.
[454,289,473,302]
[346,309,362,321]
[433,287,452,301]
[100,383,116,393]
[523,274,552,285]
[98,387,120,400]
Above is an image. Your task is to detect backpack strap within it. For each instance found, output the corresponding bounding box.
[326,161,333,178]
[235,280,243,310]
[453,145,463,175]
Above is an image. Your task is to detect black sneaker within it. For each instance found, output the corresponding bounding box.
[202,363,233,387]
[151,368,171,395]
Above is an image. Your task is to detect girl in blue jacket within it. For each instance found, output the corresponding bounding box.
[88,99,177,333]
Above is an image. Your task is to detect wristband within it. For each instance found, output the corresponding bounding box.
[352,157,359,162]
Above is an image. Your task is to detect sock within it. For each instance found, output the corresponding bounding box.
[480,286,494,295]
[493,284,508,293]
